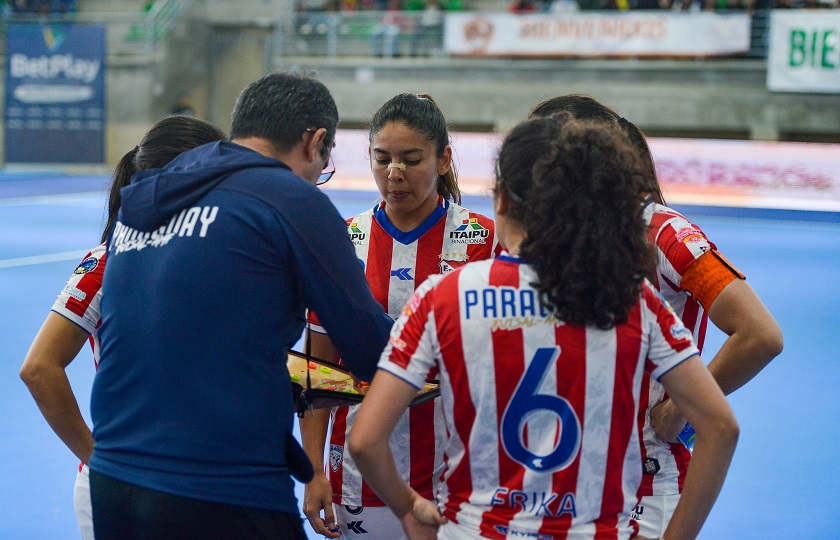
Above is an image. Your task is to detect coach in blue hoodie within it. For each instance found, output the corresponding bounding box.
[88,73,393,539]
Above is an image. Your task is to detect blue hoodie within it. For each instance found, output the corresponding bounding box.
[90,142,392,512]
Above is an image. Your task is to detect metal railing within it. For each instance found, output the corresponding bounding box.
[275,9,775,60]
[747,9,771,58]
[0,0,195,57]
[275,11,444,59]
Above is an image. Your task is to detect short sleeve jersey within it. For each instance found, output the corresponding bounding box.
[640,202,723,497]
[311,197,498,506]
[51,244,106,367]
[378,254,698,539]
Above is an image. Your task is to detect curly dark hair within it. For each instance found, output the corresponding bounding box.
[497,114,651,329]
[529,95,665,206]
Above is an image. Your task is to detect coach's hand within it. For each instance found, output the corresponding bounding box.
[303,473,340,538]
[399,492,445,540]
[650,398,686,443]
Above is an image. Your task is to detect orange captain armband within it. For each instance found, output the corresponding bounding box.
[680,250,745,310]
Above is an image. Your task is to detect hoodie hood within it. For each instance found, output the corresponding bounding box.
[118,141,291,232]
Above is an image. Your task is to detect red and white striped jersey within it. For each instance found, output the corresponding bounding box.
[312,198,498,507]
[378,254,698,539]
[639,202,716,497]
[51,244,106,368]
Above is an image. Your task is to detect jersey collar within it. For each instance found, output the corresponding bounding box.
[496,250,524,264]
[373,196,449,245]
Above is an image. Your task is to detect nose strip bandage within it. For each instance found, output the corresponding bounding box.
[387,162,406,171]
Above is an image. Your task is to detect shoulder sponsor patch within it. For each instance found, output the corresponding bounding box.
[73,256,98,275]
[670,324,692,341]
[675,227,704,244]
[62,283,87,301]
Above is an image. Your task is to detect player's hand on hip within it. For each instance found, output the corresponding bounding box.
[650,398,686,443]
[399,494,445,540]
[303,472,340,538]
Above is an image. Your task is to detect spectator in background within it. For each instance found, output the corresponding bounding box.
[438,0,465,11]
[509,0,539,12]
[408,0,443,57]
[658,0,699,10]
[575,0,613,9]
[631,0,660,9]
[774,0,837,7]
[170,93,195,117]
[9,0,76,13]
[370,1,402,57]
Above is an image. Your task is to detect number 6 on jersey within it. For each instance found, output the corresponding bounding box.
[501,347,581,473]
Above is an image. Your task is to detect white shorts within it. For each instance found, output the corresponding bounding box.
[332,504,407,540]
[631,493,681,539]
[437,521,484,539]
[74,464,95,540]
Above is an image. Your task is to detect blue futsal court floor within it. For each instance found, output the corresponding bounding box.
[1,173,839,539]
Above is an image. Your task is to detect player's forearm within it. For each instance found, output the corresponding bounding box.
[20,312,93,463]
[706,326,783,396]
[663,417,738,539]
[704,280,783,396]
[23,368,94,463]
[349,370,419,516]
[349,437,415,518]
[299,407,331,468]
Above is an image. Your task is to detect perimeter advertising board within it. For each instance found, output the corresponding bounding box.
[443,12,750,57]
[327,130,840,212]
[767,11,840,93]
[4,24,106,163]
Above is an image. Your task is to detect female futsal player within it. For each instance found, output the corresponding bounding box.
[299,93,498,539]
[349,114,739,540]
[529,95,783,538]
[19,116,227,540]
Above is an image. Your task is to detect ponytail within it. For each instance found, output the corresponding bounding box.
[102,146,139,243]
[102,116,227,243]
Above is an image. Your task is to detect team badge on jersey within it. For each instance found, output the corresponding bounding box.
[643,457,661,475]
[73,256,98,275]
[330,444,344,472]
[439,259,467,273]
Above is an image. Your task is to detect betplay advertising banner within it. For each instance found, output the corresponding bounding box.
[5,23,106,163]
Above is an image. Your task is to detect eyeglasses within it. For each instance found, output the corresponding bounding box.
[305,128,336,186]
[317,155,335,185]
[495,160,525,204]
